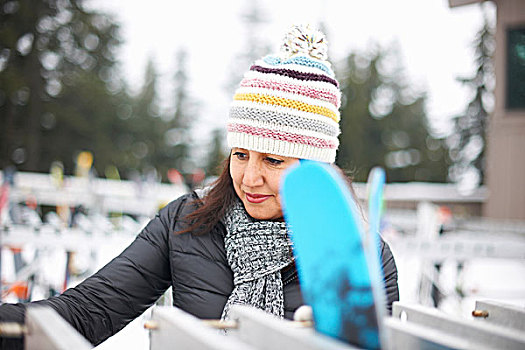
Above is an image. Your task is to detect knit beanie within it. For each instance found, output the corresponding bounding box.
[227,24,341,163]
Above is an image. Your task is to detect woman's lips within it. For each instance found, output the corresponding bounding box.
[245,192,271,203]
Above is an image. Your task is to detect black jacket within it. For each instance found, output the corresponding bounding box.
[0,192,399,348]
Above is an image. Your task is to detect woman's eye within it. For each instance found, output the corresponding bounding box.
[233,151,247,160]
[266,157,284,165]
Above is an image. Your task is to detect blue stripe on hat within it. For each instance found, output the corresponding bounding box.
[263,55,335,78]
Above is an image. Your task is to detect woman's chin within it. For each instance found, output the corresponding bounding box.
[243,204,280,221]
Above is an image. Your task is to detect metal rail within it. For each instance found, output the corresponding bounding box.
[228,305,357,350]
[473,300,525,332]
[25,307,92,350]
[388,235,525,260]
[384,317,474,349]
[148,306,252,350]
[391,302,525,349]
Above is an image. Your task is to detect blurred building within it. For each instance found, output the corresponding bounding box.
[450,0,525,220]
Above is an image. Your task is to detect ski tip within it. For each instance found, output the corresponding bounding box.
[366,167,386,198]
[280,160,353,206]
[280,159,359,222]
[367,167,386,188]
[281,160,341,188]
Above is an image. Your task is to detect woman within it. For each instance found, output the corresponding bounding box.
[0,24,398,348]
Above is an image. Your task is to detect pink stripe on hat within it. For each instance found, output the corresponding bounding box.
[228,123,337,149]
[240,77,340,108]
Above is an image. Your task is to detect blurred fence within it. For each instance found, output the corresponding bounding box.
[0,170,186,303]
[0,170,187,218]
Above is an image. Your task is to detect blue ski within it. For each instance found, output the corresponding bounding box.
[280,160,383,349]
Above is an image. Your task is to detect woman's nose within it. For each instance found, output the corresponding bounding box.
[242,159,264,187]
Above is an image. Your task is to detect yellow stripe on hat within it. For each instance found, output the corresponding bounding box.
[233,93,340,123]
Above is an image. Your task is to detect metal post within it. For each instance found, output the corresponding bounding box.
[415,202,441,306]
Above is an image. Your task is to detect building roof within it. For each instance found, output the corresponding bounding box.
[448,0,484,8]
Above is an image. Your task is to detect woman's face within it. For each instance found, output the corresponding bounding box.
[230,148,299,220]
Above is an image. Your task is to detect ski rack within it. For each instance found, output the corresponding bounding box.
[6,300,525,350]
[1,224,136,251]
[387,233,525,261]
[386,301,525,349]
[1,170,187,217]
[0,223,138,301]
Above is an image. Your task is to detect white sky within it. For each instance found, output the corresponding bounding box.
[87,0,494,162]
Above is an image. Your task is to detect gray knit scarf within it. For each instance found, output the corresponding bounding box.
[221,198,294,320]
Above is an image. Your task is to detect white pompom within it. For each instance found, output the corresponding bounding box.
[293,304,313,322]
[281,24,328,61]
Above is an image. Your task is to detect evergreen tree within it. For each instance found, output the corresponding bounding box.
[336,44,449,182]
[122,51,198,183]
[226,0,270,95]
[0,0,123,173]
[122,57,165,181]
[44,70,130,176]
[448,8,494,189]
[164,49,196,181]
[204,128,226,177]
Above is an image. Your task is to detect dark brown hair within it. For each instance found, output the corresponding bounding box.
[177,155,237,235]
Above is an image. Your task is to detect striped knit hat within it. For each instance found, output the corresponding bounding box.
[227,24,341,163]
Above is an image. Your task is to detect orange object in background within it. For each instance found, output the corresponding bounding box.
[25,194,38,210]
[437,205,453,225]
[75,151,93,178]
[8,246,22,254]
[3,281,29,300]
[167,168,183,185]
[0,183,9,217]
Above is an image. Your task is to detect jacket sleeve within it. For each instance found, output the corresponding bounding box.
[380,238,399,315]
[0,195,188,349]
